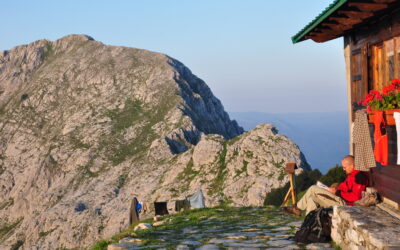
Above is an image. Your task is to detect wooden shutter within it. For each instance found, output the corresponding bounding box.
[362,44,370,93]
[351,47,368,104]
[371,44,384,91]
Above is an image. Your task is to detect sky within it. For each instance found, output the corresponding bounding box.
[1,0,346,113]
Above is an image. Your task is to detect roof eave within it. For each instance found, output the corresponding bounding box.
[291,0,348,44]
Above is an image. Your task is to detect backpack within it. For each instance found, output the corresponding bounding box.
[294,207,333,244]
[136,202,143,213]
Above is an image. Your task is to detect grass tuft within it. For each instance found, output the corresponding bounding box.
[0,217,23,241]
[207,142,228,196]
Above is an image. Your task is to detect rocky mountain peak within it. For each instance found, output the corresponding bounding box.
[57,34,95,42]
[0,35,308,249]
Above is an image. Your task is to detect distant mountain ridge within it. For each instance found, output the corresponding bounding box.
[230,111,349,173]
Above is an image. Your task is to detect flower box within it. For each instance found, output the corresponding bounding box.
[362,79,400,125]
[367,109,400,125]
[385,109,400,125]
[367,110,377,124]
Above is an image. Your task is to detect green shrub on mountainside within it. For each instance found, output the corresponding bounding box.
[264,165,346,206]
[0,217,24,242]
[264,169,322,206]
[319,165,346,187]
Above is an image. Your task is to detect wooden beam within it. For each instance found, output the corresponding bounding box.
[307,34,337,43]
[312,28,341,36]
[330,16,363,25]
[322,22,353,31]
[372,0,396,3]
[314,27,332,32]
[337,10,374,19]
[348,3,388,12]
[311,36,337,43]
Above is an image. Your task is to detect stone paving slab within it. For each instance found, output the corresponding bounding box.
[107,206,336,249]
[332,206,400,249]
[223,242,268,248]
[227,247,260,250]
[269,246,299,250]
[306,243,334,249]
[180,240,202,246]
[195,244,220,250]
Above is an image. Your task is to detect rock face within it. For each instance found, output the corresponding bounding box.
[0,35,309,249]
[332,206,400,249]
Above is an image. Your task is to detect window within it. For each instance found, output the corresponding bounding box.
[396,38,400,78]
[351,37,400,105]
[371,38,400,92]
[386,39,394,81]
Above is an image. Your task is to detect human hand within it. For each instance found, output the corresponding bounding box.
[330,183,339,188]
[327,187,337,194]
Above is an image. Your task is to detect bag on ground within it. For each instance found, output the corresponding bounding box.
[187,189,205,209]
[294,207,333,244]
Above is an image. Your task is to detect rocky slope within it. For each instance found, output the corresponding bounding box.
[0,35,309,249]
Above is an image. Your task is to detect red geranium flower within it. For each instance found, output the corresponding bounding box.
[360,79,400,111]
[392,78,400,84]
[383,84,396,95]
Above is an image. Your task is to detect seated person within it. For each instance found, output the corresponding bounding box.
[284,155,369,216]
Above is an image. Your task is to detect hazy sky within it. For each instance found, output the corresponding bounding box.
[1,0,346,113]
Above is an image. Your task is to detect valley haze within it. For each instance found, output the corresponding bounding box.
[230,111,349,173]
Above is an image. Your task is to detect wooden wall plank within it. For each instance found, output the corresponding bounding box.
[351,10,400,51]
[375,185,400,203]
[372,165,400,179]
[373,173,400,193]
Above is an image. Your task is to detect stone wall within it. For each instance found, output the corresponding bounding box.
[331,206,400,249]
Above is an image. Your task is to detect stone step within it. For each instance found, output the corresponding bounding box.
[377,202,400,220]
[332,205,400,249]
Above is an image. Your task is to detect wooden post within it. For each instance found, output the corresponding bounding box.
[290,174,296,205]
[282,188,291,206]
[281,162,297,207]
[344,37,354,155]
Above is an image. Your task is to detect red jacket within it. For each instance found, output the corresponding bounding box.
[335,170,368,205]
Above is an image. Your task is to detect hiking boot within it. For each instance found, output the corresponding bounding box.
[355,191,378,207]
[281,206,301,217]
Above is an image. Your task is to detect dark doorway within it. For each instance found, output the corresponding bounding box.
[154,202,169,216]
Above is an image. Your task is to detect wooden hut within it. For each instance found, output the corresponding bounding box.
[292,0,400,208]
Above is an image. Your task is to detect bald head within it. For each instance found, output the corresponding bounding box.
[341,155,355,174]
[342,155,354,165]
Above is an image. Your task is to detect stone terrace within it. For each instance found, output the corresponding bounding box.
[104,206,335,250]
[332,205,400,250]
